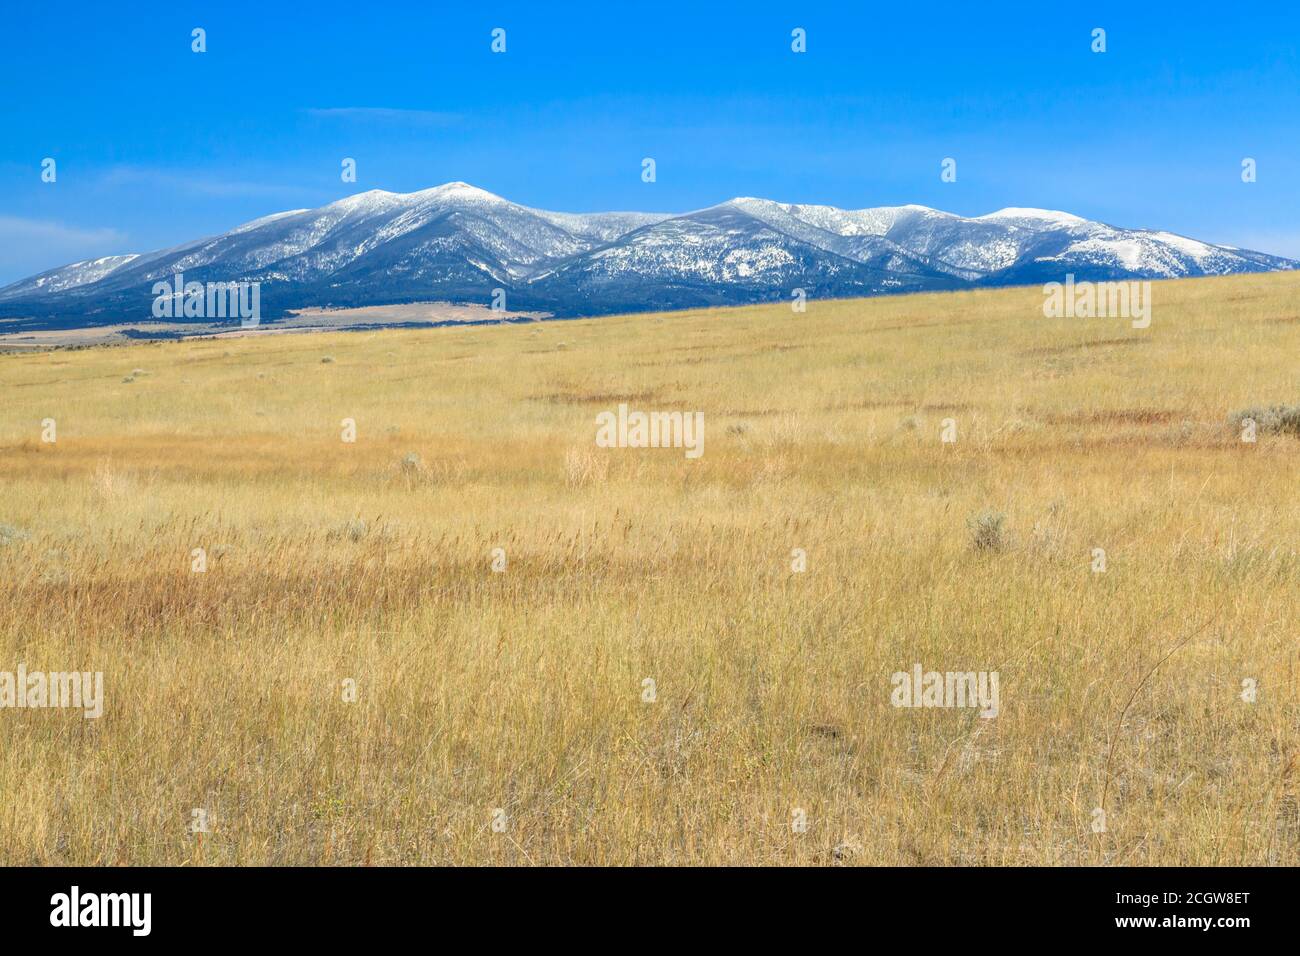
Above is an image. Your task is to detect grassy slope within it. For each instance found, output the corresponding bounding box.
[0,272,1297,865]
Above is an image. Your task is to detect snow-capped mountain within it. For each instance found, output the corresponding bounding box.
[2,182,1294,328]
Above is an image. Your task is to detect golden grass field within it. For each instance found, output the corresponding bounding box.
[1,272,1297,865]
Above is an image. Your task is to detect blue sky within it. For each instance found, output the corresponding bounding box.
[1,1,1297,284]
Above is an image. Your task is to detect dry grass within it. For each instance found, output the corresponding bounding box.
[1,272,1298,865]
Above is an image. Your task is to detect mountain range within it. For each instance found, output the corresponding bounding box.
[2,181,1294,330]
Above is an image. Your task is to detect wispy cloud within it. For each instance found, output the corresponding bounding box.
[98,165,318,200]
[0,216,125,246]
[304,107,462,126]
[0,216,129,285]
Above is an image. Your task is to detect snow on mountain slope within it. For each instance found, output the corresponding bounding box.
[0,254,140,300]
[535,202,954,293]
[976,208,1087,226]
[1,183,1293,322]
[531,209,672,243]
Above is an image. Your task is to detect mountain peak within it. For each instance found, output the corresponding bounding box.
[977,207,1086,226]
[416,181,505,203]
[323,183,507,213]
[325,188,402,213]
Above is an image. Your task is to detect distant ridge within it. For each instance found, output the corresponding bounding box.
[2,182,1294,330]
